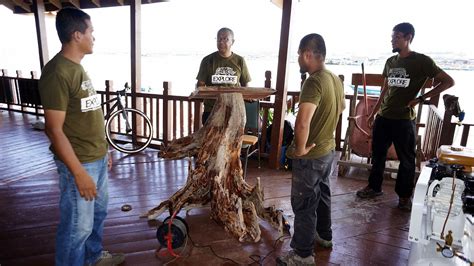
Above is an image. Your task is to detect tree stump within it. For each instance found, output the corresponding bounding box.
[143,92,287,242]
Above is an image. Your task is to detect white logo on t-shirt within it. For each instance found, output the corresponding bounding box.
[212,67,238,85]
[387,68,410,88]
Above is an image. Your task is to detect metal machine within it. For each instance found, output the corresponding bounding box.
[408,145,474,265]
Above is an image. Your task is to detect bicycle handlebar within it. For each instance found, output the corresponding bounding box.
[117,82,131,96]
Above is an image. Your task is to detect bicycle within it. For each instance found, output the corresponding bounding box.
[102,83,153,154]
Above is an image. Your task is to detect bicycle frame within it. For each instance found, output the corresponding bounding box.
[102,86,134,136]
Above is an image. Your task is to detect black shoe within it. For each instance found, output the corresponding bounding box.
[356,186,383,198]
[398,197,412,211]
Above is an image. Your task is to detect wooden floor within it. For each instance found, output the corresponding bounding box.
[0,111,412,266]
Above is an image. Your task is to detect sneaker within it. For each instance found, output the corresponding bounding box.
[398,197,412,211]
[93,251,125,266]
[276,250,315,266]
[315,233,333,248]
[356,186,383,198]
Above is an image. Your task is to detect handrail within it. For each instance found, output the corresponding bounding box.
[1,69,470,158]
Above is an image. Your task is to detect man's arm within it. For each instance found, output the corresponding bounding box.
[196,80,206,88]
[408,70,455,107]
[367,78,389,128]
[293,102,317,157]
[44,109,97,201]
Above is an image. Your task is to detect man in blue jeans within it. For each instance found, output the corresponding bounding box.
[277,33,345,265]
[39,7,124,266]
[356,22,454,210]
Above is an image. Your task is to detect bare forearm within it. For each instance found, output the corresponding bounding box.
[294,123,310,152]
[422,71,455,99]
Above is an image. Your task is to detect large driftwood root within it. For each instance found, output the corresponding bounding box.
[144,93,288,242]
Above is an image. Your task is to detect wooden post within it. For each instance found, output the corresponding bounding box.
[440,110,456,146]
[269,0,294,169]
[335,74,345,151]
[105,80,113,116]
[130,0,141,114]
[193,100,202,132]
[32,0,49,69]
[163,81,170,145]
[461,125,470,147]
[1,69,13,111]
[264,70,271,101]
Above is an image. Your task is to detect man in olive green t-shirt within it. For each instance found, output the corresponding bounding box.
[196,27,251,124]
[356,22,454,211]
[38,7,124,266]
[277,34,345,266]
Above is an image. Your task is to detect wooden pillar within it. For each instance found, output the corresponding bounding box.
[130,0,142,107]
[32,0,49,69]
[163,81,172,145]
[440,110,456,146]
[130,0,142,142]
[269,0,294,169]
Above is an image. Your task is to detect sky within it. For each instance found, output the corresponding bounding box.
[0,0,473,81]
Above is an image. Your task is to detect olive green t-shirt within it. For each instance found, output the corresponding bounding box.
[287,69,344,159]
[39,53,107,163]
[379,52,441,120]
[196,52,251,112]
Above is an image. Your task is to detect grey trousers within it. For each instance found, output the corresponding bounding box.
[290,150,334,258]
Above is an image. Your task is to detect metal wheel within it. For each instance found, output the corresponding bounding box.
[105,108,153,154]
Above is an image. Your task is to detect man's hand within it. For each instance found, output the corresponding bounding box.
[294,143,316,157]
[74,170,97,201]
[367,114,376,129]
[407,98,422,108]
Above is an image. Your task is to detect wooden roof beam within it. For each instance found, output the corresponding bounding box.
[90,0,100,7]
[271,0,283,8]
[0,0,16,11]
[11,0,31,12]
[65,0,80,8]
[116,0,124,5]
[47,0,61,9]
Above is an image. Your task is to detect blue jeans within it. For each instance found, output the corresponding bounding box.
[54,156,109,266]
[290,150,334,258]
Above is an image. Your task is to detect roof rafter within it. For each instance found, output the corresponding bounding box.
[11,0,31,12]
[47,0,61,9]
[65,0,80,8]
[90,0,100,7]
[0,0,16,10]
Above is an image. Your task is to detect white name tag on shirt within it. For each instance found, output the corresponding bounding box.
[388,77,410,88]
[212,75,237,85]
[81,94,101,112]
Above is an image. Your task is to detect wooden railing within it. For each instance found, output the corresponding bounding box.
[98,80,202,149]
[1,68,470,160]
[0,69,42,117]
[421,104,474,159]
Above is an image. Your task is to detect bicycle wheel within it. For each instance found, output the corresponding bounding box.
[105,108,153,154]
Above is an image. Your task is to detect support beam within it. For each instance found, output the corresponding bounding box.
[67,0,80,8]
[90,0,100,7]
[269,0,294,169]
[48,0,62,9]
[116,0,124,5]
[130,0,141,105]
[271,0,283,8]
[32,0,49,69]
[0,0,16,11]
[11,0,31,12]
